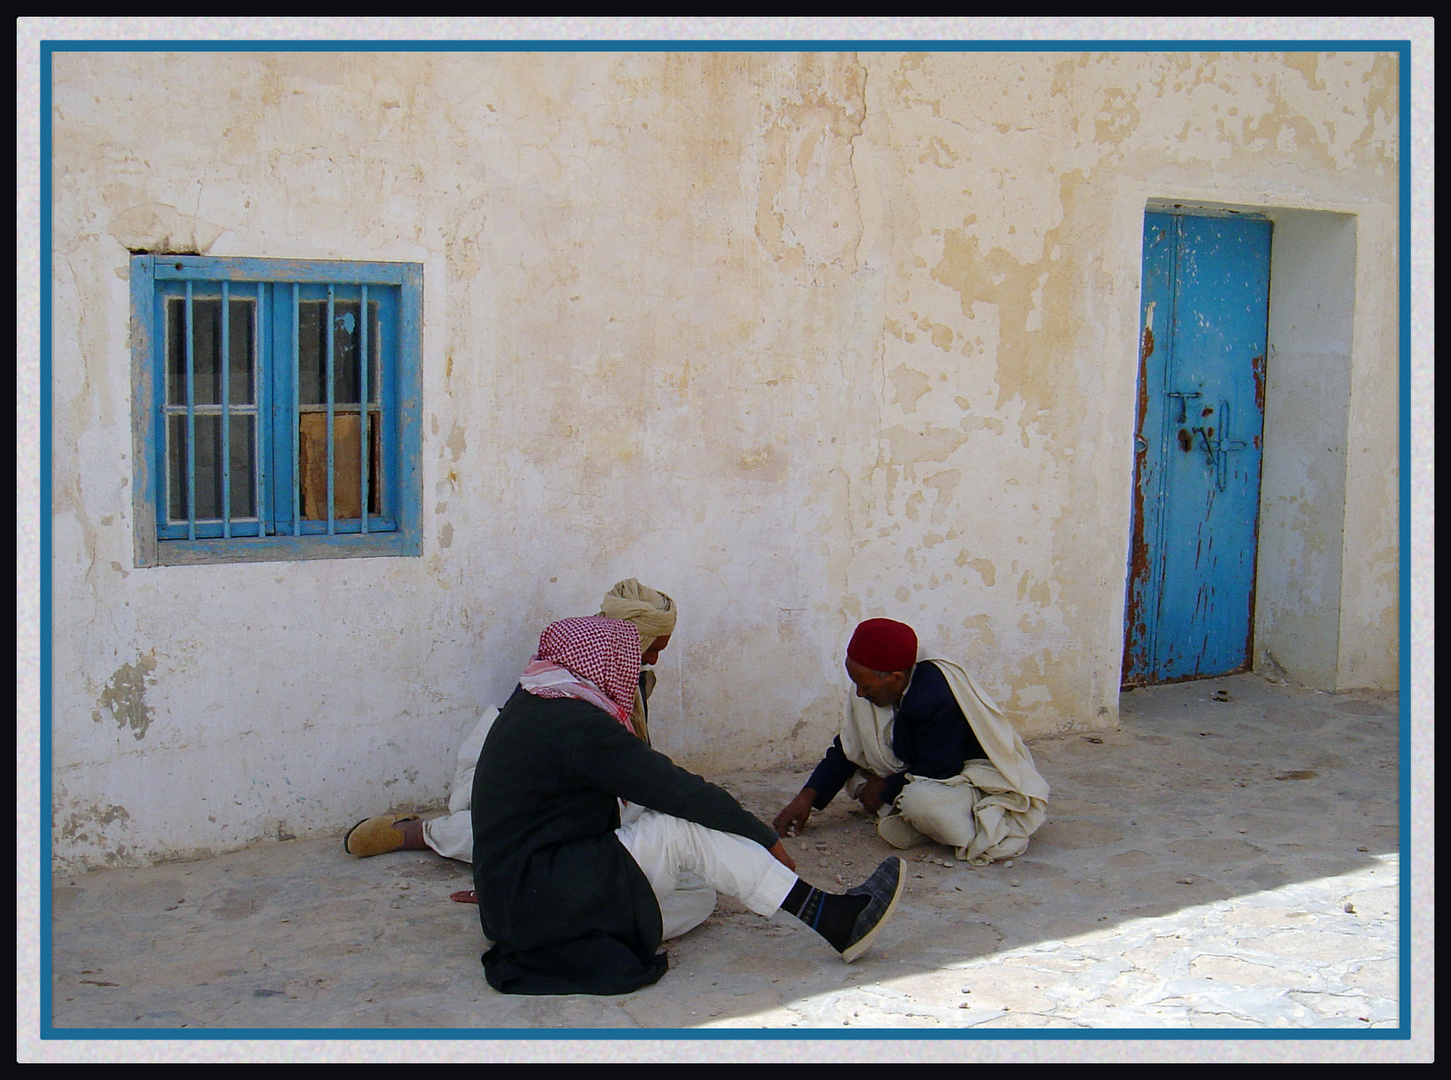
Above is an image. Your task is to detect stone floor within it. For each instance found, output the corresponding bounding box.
[30,671,1430,1060]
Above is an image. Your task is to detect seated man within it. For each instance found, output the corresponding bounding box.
[774,618,1049,865]
[344,579,676,866]
[471,616,905,995]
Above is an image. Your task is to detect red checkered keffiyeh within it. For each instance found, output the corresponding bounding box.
[522,617,643,733]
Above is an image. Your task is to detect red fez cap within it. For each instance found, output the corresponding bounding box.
[847,618,918,673]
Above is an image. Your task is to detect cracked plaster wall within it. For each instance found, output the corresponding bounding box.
[49,50,1399,868]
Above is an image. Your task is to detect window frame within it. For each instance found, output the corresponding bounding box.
[130,255,423,567]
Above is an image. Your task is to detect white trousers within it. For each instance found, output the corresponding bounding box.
[615,808,797,940]
[616,799,716,939]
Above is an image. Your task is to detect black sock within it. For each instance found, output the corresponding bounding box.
[781,879,870,952]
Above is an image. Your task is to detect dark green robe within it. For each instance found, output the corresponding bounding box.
[470,689,778,995]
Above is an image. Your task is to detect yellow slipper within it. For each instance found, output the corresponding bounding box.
[344,813,422,857]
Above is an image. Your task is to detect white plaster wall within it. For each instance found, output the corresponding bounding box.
[50,49,1400,868]
[1256,210,1356,690]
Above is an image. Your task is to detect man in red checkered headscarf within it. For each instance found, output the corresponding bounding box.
[467,616,904,995]
[344,580,677,866]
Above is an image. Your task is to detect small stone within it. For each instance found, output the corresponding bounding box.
[1343,902,1356,914]
[1003,860,1014,868]
[1010,879,1020,888]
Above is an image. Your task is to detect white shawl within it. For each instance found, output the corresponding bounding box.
[840,652,1049,864]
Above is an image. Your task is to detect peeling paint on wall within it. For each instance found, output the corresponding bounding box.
[56,802,131,842]
[48,49,1401,869]
[92,654,158,740]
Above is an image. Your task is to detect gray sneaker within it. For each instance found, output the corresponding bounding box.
[839,856,905,963]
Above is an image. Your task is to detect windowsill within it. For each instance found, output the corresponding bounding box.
[139,531,421,567]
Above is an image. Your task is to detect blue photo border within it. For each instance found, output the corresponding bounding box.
[31,28,1421,1054]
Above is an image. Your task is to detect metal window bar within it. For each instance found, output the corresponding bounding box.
[375,296,389,525]
[291,283,301,536]
[326,286,336,534]
[221,281,231,539]
[255,282,268,537]
[360,284,369,534]
[184,282,197,541]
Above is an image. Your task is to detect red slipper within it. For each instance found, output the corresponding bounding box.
[450,890,478,904]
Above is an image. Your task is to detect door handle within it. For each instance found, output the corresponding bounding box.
[1192,401,1249,491]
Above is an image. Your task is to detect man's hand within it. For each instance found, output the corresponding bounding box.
[767,839,797,872]
[855,773,889,815]
[773,789,818,837]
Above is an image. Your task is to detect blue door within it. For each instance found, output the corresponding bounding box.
[1123,212,1272,686]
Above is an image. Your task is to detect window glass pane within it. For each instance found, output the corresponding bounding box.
[297,299,379,406]
[369,301,381,406]
[228,413,258,519]
[166,413,256,521]
[166,297,255,406]
[297,301,324,405]
[166,413,187,522]
[228,299,257,405]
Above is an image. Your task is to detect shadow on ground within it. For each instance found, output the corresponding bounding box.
[49,673,1399,1031]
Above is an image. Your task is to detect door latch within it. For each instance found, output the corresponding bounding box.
[1164,390,1203,424]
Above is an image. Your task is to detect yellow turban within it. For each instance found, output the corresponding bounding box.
[598,579,677,648]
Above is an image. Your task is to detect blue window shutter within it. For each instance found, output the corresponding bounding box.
[131,256,424,566]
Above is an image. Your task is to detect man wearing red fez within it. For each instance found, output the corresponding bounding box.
[774,618,1049,864]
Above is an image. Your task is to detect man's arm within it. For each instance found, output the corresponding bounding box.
[570,709,779,850]
[773,736,866,835]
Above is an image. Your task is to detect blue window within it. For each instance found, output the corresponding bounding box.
[130,256,423,565]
